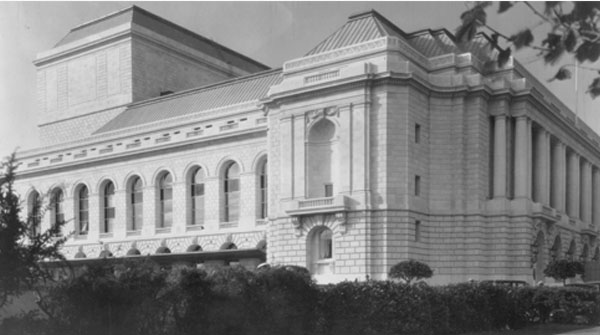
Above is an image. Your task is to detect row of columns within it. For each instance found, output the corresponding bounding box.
[492,115,600,225]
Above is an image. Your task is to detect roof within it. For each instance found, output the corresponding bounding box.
[96,10,496,135]
[95,69,282,134]
[306,9,498,62]
[306,10,405,56]
[55,5,268,73]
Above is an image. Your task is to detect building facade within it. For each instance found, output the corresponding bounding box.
[14,6,600,284]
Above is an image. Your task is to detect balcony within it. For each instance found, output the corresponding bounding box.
[532,203,558,222]
[285,194,349,216]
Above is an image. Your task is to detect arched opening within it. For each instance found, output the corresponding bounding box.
[27,190,41,236]
[187,244,202,252]
[75,185,89,236]
[567,240,577,261]
[307,118,337,198]
[156,246,171,254]
[307,226,334,275]
[580,244,589,262]
[50,188,64,231]
[157,172,173,229]
[256,239,267,253]
[189,167,205,227]
[532,231,546,282]
[222,162,240,222]
[99,250,113,258]
[126,248,141,256]
[101,181,115,234]
[258,159,268,220]
[220,242,238,250]
[128,176,143,232]
[550,235,562,260]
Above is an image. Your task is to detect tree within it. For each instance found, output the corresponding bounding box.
[457,2,600,98]
[0,152,67,307]
[388,260,433,284]
[543,259,585,284]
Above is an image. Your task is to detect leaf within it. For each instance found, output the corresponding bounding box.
[489,33,500,51]
[497,47,512,68]
[575,41,600,63]
[564,29,578,53]
[587,77,600,99]
[548,66,572,82]
[510,29,534,50]
[498,2,513,14]
[542,33,565,65]
[456,3,488,43]
[545,1,561,15]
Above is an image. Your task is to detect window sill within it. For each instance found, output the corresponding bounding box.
[156,227,171,234]
[186,225,204,232]
[255,219,268,226]
[126,230,141,237]
[74,233,88,240]
[99,232,113,239]
[219,221,238,229]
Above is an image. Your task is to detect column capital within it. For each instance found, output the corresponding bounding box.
[514,114,529,121]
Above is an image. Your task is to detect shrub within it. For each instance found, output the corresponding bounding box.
[544,259,585,284]
[388,260,433,284]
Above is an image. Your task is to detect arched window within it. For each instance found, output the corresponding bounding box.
[51,189,64,228]
[129,177,143,231]
[190,167,205,226]
[103,182,115,234]
[158,173,173,228]
[223,162,240,222]
[27,190,41,236]
[77,186,89,235]
[307,118,337,198]
[259,160,268,219]
[567,240,576,261]
[307,227,334,275]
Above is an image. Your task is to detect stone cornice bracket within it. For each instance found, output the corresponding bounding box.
[291,216,302,237]
[335,212,348,235]
[305,106,340,123]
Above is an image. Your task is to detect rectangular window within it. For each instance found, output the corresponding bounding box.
[324,183,333,197]
[415,175,421,196]
[415,123,421,143]
[415,220,421,242]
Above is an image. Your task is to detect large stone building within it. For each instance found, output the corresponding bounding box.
[14,6,600,284]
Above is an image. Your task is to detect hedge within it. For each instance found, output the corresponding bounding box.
[1,262,599,335]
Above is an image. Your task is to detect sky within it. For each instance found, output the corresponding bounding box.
[1,1,599,159]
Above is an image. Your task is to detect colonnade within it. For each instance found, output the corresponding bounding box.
[492,115,600,226]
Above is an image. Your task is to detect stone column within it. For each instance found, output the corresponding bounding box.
[514,116,531,198]
[581,161,592,224]
[533,128,550,204]
[567,150,580,218]
[593,167,600,226]
[551,141,566,212]
[493,115,507,198]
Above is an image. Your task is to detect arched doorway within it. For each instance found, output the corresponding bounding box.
[532,231,546,282]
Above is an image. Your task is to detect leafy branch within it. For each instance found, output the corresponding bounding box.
[457,1,600,99]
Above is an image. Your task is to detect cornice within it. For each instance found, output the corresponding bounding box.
[16,128,266,179]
